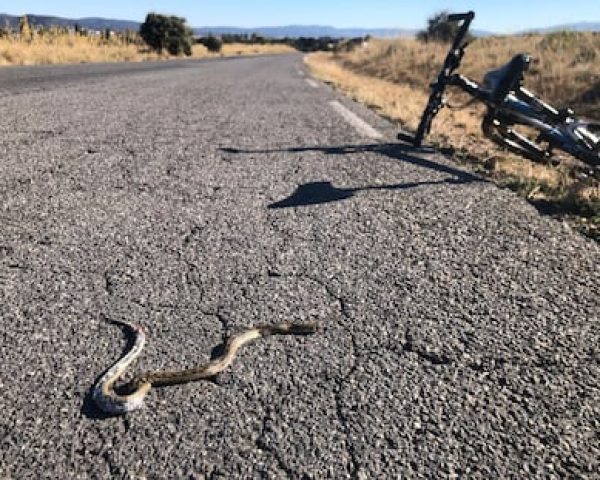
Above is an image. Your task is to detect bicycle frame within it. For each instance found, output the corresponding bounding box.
[450,74,566,139]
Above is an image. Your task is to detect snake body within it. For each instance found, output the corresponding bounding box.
[93,319,318,415]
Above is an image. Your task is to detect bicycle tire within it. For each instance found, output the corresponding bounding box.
[482,115,557,164]
[414,95,440,146]
[564,121,600,168]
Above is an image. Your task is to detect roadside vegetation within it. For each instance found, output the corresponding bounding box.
[306,25,600,240]
[211,33,345,53]
[0,14,296,66]
[139,13,194,56]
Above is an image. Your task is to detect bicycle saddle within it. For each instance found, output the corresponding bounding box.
[483,54,531,101]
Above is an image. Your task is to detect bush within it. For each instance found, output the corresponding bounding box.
[250,33,266,45]
[139,13,193,56]
[197,35,223,53]
[417,11,472,43]
[292,37,338,52]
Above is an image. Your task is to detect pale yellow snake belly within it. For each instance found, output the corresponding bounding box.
[92,319,318,414]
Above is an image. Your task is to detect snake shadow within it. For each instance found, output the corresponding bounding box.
[221,142,484,208]
[82,317,139,420]
[82,317,225,420]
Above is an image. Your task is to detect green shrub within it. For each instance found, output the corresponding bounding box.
[198,35,223,53]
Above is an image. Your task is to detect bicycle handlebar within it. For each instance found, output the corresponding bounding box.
[448,12,475,53]
[447,11,475,22]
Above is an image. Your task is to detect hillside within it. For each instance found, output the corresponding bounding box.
[527,22,600,33]
[0,13,139,31]
[0,14,415,38]
[2,13,600,38]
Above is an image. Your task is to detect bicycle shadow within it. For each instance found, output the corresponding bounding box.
[267,179,469,209]
[221,142,484,208]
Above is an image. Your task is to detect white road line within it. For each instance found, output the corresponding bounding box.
[305,78,319,88]
[329,101,383,140]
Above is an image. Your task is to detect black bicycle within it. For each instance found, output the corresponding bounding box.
[398,11,600,170]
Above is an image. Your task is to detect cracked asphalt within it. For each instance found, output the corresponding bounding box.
[0,54,599,478]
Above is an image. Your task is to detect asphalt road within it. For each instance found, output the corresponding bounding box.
[0,54,598,479]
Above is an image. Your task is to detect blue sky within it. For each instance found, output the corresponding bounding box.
[3,1,599,32]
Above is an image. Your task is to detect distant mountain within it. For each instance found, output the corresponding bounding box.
[0,13,140,31]
[2,13,598,38]
[194,25,416,39]
[524,22,600,33]
[471,29,496,38]
[0,14,413,38]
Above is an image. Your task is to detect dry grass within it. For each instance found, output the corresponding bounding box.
[305,34,600,239]
[0,34,164,65]
[221,43,297,56]
[340,32,600,117]
[0,36,296,66]
[305,52,429,129]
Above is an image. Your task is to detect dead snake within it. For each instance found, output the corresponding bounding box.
[92,319,318,414]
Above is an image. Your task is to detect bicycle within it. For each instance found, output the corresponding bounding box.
[397,11,600,171]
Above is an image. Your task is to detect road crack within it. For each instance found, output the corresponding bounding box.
[263,270,363,477]
[333,377,361,479]
[255,412,299,477]
[302,274,362,478]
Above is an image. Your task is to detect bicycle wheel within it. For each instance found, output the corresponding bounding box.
[482,114,557,164]
[564,121,600,168]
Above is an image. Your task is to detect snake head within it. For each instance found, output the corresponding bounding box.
[290,323,319,334]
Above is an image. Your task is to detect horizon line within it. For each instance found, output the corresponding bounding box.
[1,11,599,35]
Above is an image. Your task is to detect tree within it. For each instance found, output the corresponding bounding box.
[198,35,223,53]
[417,11,472,43]
[139,13,193,56]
